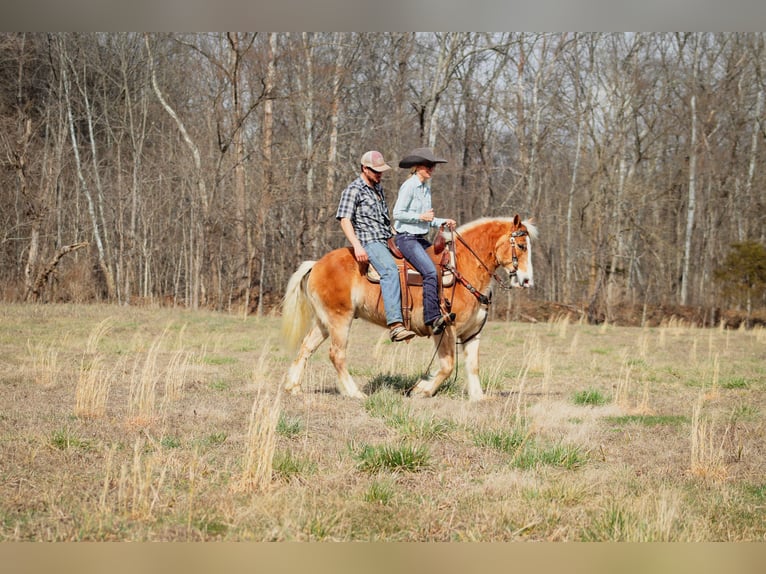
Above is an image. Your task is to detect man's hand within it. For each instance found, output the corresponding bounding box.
[353,244,368,263]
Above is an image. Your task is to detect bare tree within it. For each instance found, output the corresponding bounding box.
[58,34,116,300]
[2,32,766,321]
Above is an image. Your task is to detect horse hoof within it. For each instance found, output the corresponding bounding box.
[284,384,302,396]
[408,386,433,399]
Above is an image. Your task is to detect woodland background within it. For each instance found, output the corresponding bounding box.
[1,32,765,325]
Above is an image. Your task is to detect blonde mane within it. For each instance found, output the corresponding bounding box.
[457,216,538,240]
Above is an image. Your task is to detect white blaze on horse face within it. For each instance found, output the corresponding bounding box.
[518,238,533,287]
[512,232,534,288]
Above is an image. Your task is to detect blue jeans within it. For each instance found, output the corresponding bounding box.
[365,240,403,326]
[395,233,440,325]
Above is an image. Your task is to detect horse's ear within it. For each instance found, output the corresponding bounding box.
[513,214,522,226]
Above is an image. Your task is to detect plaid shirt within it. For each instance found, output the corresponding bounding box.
[335,176,392,244]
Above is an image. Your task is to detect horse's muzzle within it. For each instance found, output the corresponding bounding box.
[511,274,533,288]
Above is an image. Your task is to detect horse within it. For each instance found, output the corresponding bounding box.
[281,214,537,401]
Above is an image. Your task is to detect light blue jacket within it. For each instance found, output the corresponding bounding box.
[393,175,448,235]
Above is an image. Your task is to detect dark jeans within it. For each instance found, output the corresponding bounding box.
[395,233,441,325]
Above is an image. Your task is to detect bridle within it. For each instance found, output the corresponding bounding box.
[450,227,528,295]
[505,229,530,282]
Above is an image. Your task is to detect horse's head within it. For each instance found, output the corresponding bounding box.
[495,214,537,288]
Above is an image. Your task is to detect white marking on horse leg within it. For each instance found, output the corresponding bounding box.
[410,331,456,398]
[462,335,485,401]
[328,317,366,399]
[284,324,326,395]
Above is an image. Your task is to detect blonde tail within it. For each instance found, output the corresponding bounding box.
[281,261,316,351]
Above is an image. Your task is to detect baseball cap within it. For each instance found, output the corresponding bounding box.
[360,150,391,172]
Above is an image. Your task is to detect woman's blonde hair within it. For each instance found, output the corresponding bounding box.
[410,163,434,175]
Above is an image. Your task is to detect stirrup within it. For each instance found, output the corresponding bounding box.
[390,325,416,342]
[431,313,455,336]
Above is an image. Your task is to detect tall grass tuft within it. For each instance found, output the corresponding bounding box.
[162,348,195,406]
[75,355,117,419]
[356,443,430,473]
[128,336,162,424]
[86,316,114,354]
[110,437,170,520]
[237,383,282,492]
[690,393,728,482]
[29,342,60,387]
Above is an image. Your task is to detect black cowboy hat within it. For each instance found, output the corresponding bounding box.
[398,147,448,168]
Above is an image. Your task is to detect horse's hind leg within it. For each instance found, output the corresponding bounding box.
[285,323,327,395]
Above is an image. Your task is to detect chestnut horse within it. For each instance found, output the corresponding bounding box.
[281,215,537,401]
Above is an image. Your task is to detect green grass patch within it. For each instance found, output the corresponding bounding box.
[209,380,230,391]
[365,389,454,440]
[160,436,182,449]
[364,479,396,505]
[731,404,759,422]
[193,518,229,538]
[50,428,92,451]
[512,442,586,470]
[197,432,227,448]
[367,372,417,394]
[573,388,608,406]
[580,503,638,541]
[364,388,406,419]
[743,483,766,502]
[395,415,454,440]
[722,377,750,389]
[355,443,430,473]
[473,428,527,454]
[203,356,237,366]
[604,414,688,427]
[273,451,317,480]
[277,414,304,437]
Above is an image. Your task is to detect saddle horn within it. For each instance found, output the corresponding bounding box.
[433,224,447,254]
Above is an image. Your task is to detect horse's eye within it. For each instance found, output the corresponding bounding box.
[517,243,527,252]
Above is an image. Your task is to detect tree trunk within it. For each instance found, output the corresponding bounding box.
[59,38,115,300]
[145,34,208,309]
[681,35,700,306]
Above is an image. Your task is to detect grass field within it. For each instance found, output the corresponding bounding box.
[0,302,764,541]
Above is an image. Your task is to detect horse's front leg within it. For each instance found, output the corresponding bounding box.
[409,330,456,398]
[327,314,366,399]
[285,323,328,395]
[461,334,485,401]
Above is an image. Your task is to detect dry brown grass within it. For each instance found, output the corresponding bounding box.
[0,303,764,541]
